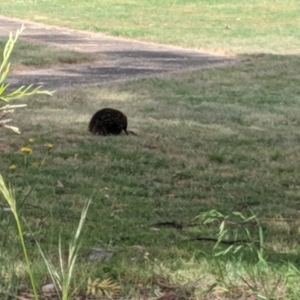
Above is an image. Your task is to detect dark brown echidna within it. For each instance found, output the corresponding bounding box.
[88,108,128,136]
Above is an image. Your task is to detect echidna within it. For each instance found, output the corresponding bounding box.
[88,108,128,136]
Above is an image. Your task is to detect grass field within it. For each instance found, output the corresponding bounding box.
[1,55,300,298]
[1,0,300,55]
[1,0,300,299]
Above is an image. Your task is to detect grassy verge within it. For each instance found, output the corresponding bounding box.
[1,0,300,298]
[1,53,300,298]
[0,0,300,54]
[0,38,95,69]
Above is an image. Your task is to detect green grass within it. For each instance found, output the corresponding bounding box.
[0,38,95,68]
[1,53,300,298]
[1,0,300,298]
[1,0,300,54]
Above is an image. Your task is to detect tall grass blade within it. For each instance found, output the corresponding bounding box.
[0,173,39,300]
[36,197,92,300]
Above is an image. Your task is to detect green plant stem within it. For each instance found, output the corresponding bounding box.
[40,151,48,167]
[24,155,27,168]
[15,215,39,300]
[0,174,39,299]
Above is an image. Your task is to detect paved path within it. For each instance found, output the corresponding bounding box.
[0,15,236,90]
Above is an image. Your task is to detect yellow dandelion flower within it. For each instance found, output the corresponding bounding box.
[46,143,54,150]
[20,147,33,154]
[28,138,35,143]
[9,164,17,170]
